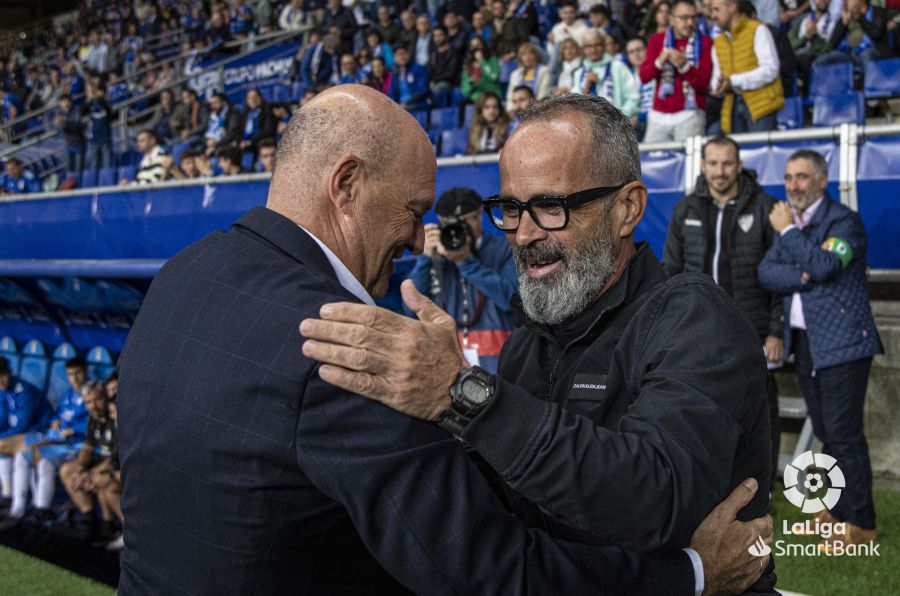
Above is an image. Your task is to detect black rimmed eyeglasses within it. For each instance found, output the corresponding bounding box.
[482,184,628,232]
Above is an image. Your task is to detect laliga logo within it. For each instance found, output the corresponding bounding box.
[783,451,845,513]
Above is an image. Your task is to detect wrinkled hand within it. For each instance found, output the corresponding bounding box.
[300,280,469,421]
[763,335,783,363]
[690,478,773,596]
[769,201,793,232]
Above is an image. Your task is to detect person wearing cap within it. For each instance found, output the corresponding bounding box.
[0,357,53,513]
[405,188,518,373]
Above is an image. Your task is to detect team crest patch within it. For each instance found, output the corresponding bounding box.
[738,214,754,233]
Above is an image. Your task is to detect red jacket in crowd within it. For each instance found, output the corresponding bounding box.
[640,30,714,113]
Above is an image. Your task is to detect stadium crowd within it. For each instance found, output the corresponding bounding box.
[2,0,900,193]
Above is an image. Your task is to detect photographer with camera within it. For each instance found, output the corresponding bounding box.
[405,188,519,373]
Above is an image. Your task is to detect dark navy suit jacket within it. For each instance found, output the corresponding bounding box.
[117,206,695,595]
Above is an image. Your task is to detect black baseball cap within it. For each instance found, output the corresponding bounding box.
[0,357,9,373]
[435,187,482,217]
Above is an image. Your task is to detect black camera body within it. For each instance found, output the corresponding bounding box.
[440,218,470,251]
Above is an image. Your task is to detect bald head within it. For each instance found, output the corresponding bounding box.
[266,85,437,297]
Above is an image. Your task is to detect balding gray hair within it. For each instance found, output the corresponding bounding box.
[788,149,828,183]
[274,100,401,188]
[517,94,641,185]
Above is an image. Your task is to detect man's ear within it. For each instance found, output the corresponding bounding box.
[327,154,366,214]
[616,182,647,239]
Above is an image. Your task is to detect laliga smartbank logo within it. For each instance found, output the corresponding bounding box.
[746,451,880,558]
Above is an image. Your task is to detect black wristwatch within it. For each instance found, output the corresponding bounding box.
[437,366,496,435]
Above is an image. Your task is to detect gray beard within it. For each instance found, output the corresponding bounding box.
[513,229,618,327]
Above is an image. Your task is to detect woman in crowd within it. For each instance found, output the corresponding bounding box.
[643,1,672,42]
[366,57,392,96]
[460,37,501,103]
[467,92,510,155]
[365,30,395,70]
[240,88,277,155]
[553,38,583,93]
[506,43,551,113]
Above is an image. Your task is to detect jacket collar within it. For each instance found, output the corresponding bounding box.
[231,206,337,281]
[516,242,666,347]
[691,169,762,213]
[804,192,835,229]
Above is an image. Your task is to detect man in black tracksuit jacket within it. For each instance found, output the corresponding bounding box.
[662,137,783,481]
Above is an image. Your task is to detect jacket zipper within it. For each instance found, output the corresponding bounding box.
[712,203,725,285]
[542,308,610,403]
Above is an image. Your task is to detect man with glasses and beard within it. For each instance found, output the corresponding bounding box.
[301,94,777,594]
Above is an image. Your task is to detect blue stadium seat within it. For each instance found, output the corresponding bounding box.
[64,171,81,187]
[812,92,865,127]
[98,167,117,187]
[241,151,255,171]
[464,103,475,128]
[809,63,854,98]
[18,340,49,395]
[171,141,193,166]
[272,84,292,103]
[439,128,469,157]
[81,169,97,188]
[86,346,115,381]
[451,87,466,106]
[46,342,79,407]
[0,336,21,376]
[410,110,429,130]
[117,165,137,183]
[430,107,458,133]
[777,96,804,130]
[864,58,900,98]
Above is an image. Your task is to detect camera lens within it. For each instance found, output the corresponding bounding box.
[440,221,468,251]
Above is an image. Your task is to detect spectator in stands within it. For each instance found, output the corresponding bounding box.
[790,0,837,91]
[640,0,713,142]
[373,6,402,47]
[780,0,810,27]
[147,88,179,145]
[339,53,367,84]
[471,9,493,45]
[240,88,277,154]
[753,0,782,26]
[0,158,41,194]
[625,37,655,140]
[103,372,118,402]
[467,91,510,154]
[552,38,584,93]
[738,1,797,97]
[217,145,248,177]
[0,85,24,140]
[280,0,314,31]
[119,21,143,78]
[230,0,257,38]
[64,61,85,105]
[257,0,277,32]
[36,67,64,110]
[257,138,277,173]
[589,4,633,44]
[414,15,433,69]
[698,0,722,38]
[405,188,519,373]
[366,29,396,69]
[367,56,393,94]
[83,82,114,174]
[177,88,210,146]
[98,393,122,551]
[56,94,85,175]
[663,136,784,488]
[204,92,243,157]
[814,0,888,71]
[759,149,884,553]
[508,84,535,123]
[0,357,88,530]
[443,10,472,56]
[643,1,673,41]
[709,0,783,133]
[322,0,359,57]
[298,34,340,93]
[490,0,530,64]
[171,149,210,179]
[507,43,552,112]
[461,36,502,102]
[391,45,430,111]
[548,2,589,57]
[84,30,110,75]
[572,29,639,121]
[58,381,118,542]
[201,8,235,53]
[398,9,419,51]
[429,26,462,108]
[128,129,170,186]
[0,357,52,511]
[605,34,628,64]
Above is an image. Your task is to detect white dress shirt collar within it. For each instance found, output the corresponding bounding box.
[298,225,375,306]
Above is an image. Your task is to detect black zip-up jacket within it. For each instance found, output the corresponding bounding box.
[460,243,776,592]
[663,171,783,341]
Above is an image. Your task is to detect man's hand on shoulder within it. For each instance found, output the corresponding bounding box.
[691,478,773,596]
[300,280,469,421]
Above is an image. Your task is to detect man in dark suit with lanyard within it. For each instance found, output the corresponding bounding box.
[118,85,771,595]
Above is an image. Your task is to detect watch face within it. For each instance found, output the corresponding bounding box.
[462,377,491,405]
